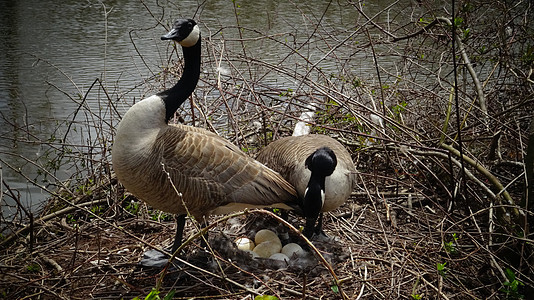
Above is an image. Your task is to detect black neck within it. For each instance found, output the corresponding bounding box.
[303,174,325,219]
[158,35,201,123]
[302,147,336,220]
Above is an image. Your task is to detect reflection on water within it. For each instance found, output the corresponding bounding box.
[0,0,165,215]
[0,0,414,215]
[0,0,167,216]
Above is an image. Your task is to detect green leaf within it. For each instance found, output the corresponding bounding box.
[144,288,160,300]
[163,290,176,300]
[437,262,447,278]
[254,296,278,300]
[504,268,515,281]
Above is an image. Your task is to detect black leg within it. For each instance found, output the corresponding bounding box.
[303,213,330,240]
[313,213,331,241]
[314,213,329,237]
[139,214,187,268]
[171,214,186,254]
[302,216,317,238]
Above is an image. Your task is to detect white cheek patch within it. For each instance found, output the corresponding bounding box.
[179,25,200,47]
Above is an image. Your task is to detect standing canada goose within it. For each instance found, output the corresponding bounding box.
[256,134,356,238]
[112,19,299,257]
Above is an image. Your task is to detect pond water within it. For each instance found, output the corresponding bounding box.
[0,0,424,216]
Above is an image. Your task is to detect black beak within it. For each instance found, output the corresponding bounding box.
[161,28,179,41]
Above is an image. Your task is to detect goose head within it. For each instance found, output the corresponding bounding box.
[161,18,200,47]
[302,147,337,220]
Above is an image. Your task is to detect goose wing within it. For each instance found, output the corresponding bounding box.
[160,125,298,217]
[255,136,314,196]
[256,134,357,194]
[255,137,303,178]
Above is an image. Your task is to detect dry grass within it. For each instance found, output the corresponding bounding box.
[0,180,527,299]
[1,0,533,299]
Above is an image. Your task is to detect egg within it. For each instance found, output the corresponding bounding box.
[269,253,290,262]
[254,229,281,246]
[235,237,255,251]
[281,243,304,258]
[252,241,282,258]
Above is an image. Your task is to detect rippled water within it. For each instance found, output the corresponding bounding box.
[1,0,166,214]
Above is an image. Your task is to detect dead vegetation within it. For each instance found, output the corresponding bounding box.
[1,0,533,299]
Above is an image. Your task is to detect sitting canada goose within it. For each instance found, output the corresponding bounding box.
[112,19,299,258]
[256,134,356,238]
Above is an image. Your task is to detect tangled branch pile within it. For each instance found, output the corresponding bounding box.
[1,0,533,299]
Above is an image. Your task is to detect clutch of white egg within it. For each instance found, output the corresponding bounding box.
[235,229,305,263]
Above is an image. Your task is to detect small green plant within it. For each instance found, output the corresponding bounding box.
[90,205,103,216]
[462,28,471,40]
[500,268,524,299]
[443,233,459,254]
[75,180,93,196]
[66,214,77,224]
[453,17,464,28]
[351,77,361,88]
[150,211,172,222]
[278,88,293,98]
[411,276,422,299]
[255,296,278,300]
[437,262,447,278]
[125,200,140,215]
[391,101,407,118]
[133,288,175,300]
[241,146,257,153]
[26,263,40,273]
